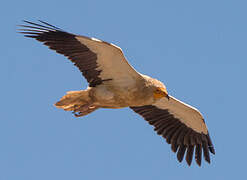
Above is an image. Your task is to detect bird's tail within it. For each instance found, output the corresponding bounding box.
[54,90,90,111]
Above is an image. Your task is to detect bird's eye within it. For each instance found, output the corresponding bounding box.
[155,89,161,93]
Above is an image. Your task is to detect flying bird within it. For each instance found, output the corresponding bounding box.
[19,20,215,166]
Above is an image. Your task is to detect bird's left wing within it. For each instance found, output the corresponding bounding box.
[19,20,142,88]
[130,96,215,166]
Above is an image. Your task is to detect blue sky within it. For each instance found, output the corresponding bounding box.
[1,0,247,179]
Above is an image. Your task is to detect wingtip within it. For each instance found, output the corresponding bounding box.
[185,145,194,166]
[209,146,215,155]
[186,160,192,166]
[18,20,62,32]
[38,19,61,30]
[177,145,186,162]
[22,20,32,24]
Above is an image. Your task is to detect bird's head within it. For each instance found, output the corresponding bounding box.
[142,75,169,100]
[153,86,169,100]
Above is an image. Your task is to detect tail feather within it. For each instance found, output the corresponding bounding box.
[54,90,90,111]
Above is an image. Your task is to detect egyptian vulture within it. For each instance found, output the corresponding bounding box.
[19,20,215,166]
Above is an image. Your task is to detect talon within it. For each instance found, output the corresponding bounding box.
[72,103,98,117]
[74,112,83,117]
[89,106,96,109]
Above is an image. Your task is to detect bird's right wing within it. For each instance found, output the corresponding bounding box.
[130,96,215,166]
[19,20,142,88]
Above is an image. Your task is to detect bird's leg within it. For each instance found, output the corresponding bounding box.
[72,103,98,117]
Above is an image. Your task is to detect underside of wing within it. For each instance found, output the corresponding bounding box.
[19,20,141,88]
[130,96,215,166]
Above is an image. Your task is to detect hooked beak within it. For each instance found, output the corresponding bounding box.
[154,87,170,100]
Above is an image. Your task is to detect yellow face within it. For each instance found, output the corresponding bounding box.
[153,87,169,99]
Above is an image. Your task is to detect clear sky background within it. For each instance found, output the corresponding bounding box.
[1,0,247,179]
